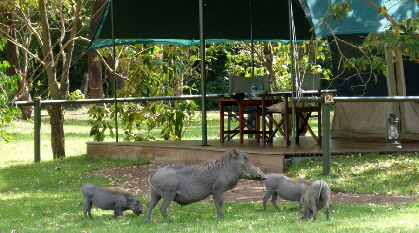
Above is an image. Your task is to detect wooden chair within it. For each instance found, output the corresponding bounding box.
[228,76,271,94]
[262,73,322,145]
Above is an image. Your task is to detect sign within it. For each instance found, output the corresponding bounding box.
[324,94,334,104]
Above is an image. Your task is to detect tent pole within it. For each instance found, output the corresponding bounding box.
[322,101,331,174]
[111,0,118,142]
[250,0,254,77]
[199,0,208,146]
[288,0,296,151]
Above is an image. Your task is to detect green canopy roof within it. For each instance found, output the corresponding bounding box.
[89,0,312,49]
[88,0,419,50]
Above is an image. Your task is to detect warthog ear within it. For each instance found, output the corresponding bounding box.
[229,148,238,158]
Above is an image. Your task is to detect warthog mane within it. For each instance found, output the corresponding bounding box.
[106,187,132,195]
[196,150,232,174]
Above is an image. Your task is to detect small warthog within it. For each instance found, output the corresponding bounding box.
[145,148,266,222]
[300,180,331,220]
[262,173,312,211]
[82,183,144,219]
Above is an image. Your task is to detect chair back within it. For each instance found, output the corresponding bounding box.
[298,73,322,92]
[228,75,270,94]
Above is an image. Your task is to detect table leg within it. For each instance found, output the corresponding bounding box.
[219,101,225,143]
[284,112,290,145]
[239,104,244,144]
[256,106,261,142]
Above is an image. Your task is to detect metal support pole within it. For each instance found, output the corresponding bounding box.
[321,101,331,174]
[199,0,208,146]
[288,0,297,151]
[249,1,254,77]
[110,0,118,142]
[34,97,41,162]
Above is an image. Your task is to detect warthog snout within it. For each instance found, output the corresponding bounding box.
[243,167,266,180]
[134,210,142,216]
[260,174,266,180]
[132,200,144,215]
[258,167,266,180]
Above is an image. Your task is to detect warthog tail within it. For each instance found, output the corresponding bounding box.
[317,181,323,202]
[148,171,157,191]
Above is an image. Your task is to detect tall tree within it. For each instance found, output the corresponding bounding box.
[0,0,89,159]
[39,0,84,158]
[2,6,32,119]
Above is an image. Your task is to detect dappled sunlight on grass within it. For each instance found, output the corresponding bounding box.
[288,153,419,196]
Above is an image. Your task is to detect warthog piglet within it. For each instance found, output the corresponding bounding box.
[263,173,312,211]
[145,148,266,222]
[300,180,331,220]
[82,183,143,219]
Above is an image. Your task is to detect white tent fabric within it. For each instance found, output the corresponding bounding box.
[332,49,419,141]
[332,102,419,141]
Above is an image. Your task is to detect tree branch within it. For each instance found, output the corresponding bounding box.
[0,28,45,65]
[12,2,44,48]
[364,0,419,40]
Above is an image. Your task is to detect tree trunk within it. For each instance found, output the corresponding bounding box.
[81,72,89,97]
[47,105,66,159]
[3,8,32,119]
[88,0,106,103]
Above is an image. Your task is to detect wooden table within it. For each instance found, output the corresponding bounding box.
[218,99,262,143]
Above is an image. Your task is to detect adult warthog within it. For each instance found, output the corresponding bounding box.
[262,173,312,211]
[82,183,144,219]
[145,148,266,222]
[300,180,331,220]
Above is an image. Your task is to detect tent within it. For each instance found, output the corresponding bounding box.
[329,34,419,141]
[88,0,419,143]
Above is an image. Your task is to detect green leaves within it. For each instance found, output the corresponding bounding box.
[92,44,201,141]
[329,1,352,21]
[87,105,114,142]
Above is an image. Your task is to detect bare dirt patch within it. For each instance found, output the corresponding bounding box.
[94,164,418,205]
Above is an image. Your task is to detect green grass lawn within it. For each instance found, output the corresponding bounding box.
[0,107,222,165]
[1,107,418,232]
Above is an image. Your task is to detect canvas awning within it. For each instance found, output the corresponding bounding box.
[89,0,419,50]
[89,0,312,49]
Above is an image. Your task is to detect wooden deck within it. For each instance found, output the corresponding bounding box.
[86,136,419,172]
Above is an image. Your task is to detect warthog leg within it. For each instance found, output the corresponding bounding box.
[83,199,93,219]
[262,190,279,211]
[159,193,176,222]
[326,205,330,220]
[145,190,161,223]
[271,192,279,210]
[113,200,125,218]
[213,193,224,218]
[311,201,318,220]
